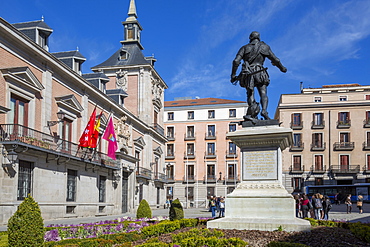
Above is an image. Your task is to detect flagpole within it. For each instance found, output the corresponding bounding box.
[91,112,112,160]
[92,111,113,161]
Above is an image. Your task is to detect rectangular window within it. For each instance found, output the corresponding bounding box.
[207,143,215,155]
[187,143,194,155]
[315,178,323,185]
[166,165,174,180]
[10,94,29,126]
[291,113,302,127]
[366,95,370,100]
[168,112,174,120]
[208,110,215,119]
[207,164,215,180]
[340,155,349,170]
[313,113,324,126]
[167,126,174,139]
[293,155,301,171]
[229,109,236,117]
[166,144,174,156]
[293,133,302,147]
[99,176,106,202]
[339,96,347,101]
[67,169,77,201]
[312,133,323,148]
[314,155,323,171]
[228,142,237,155]
[228,164,236,180]
[207,125,215,137]
[338,112,350,123]
[367,155,370,170]
[186,187,194,201]
[229,124,237,132]
[186,126,194,138]
[186,165,194,180]
[292,177,302,191]
[17,160,33,200]
[340,132,350,143]
[314,97,322,102]
[207,187,215,199]
[187,111,194,120]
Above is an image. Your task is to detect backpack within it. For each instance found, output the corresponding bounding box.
[314,198,322,208]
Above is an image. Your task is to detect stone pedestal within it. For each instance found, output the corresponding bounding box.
[207,124,311,232]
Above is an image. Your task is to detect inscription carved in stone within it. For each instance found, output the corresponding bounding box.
[243,149,277,180]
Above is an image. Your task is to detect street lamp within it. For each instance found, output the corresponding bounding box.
[47,110,65,127]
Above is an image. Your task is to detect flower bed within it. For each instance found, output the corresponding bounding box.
[44,216,167,242]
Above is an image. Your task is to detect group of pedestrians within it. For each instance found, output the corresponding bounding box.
[294,193,332,220]
[295,193,365,220]
[208,196,225,218]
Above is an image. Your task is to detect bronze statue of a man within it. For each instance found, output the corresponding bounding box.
[231,31,287,121]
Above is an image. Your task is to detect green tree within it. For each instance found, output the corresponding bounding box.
[8,194,44,246]
[169,198,184,221]
[136,199,152,219]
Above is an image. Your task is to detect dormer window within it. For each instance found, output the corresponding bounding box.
[99,79,106,93]
[120,50,128,60]
[38,31,48,50]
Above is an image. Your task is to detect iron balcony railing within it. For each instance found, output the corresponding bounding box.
[290,142,304,151]
[311,120,325,129]
[152,123,164,136]
[0,124,119,169]
[330,165,360,173]
[310,165,327,173]
[311,142,326,151]
[154,172,167,183]
[136,167,152,180]
[337,120,351,128]
[289,165,305,173]
[290,121,303,130]
[333,142,354,151]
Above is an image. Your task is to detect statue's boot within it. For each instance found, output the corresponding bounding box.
[261,110,271,120]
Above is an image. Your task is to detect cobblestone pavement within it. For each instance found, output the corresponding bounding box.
[1,203,369,231]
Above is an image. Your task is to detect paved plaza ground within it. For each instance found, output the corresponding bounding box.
[1,203,370,232]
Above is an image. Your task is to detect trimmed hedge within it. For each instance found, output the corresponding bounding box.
[169,198,184,221]
[137,199,152,219]
[7,195,44,247]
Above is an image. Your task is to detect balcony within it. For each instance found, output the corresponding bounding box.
[363,142,370,150]
[226,151,238,158]
[153,172,167,183]
[225,175,240,183]
[311,142,326,151]
[205,151,216,159]
[166,135,175,141]
[184,151,195,159]
[205,132,216,140]
[152,123,164,136]
[184,133,195,141]
[311,120,325,129]
[290,142,304,151]
[289,165,305,173]
[183,175,195,183]
[136,167,152,180]
[0,124,119,169]
[337,120,351,128]
[166,175,175,183]
[330,165,360,174]
[310,165,327,173]
[290,122,303,130]
[165,152,175,160]
[333,142,354,151]
[363,119,370,128]
[204,175,217,183]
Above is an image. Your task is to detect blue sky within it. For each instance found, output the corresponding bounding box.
[2,0,370,115]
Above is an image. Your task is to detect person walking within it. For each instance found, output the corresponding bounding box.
[218,198,225,217]
[322,195,332,220]
[209,196,217,218]
[357,195,364,214]
[345,194,352,214]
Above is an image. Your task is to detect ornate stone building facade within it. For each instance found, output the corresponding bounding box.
[0,0,167,224]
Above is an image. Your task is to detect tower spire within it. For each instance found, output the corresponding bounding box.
[126,0,137,21]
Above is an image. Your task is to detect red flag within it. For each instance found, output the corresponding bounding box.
[102,116,118,160]
[89,111,103,148]
[78,107,96,148]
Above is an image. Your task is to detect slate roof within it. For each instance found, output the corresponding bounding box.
[92,43,150,69]
[52,51,86,60]
[12,20,52,31]
[164,98,246,108]
[82,72,109,80]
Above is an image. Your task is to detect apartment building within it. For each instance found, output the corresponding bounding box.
[0,0,167,224]
[164,97,247,208]
[275,84,370,193]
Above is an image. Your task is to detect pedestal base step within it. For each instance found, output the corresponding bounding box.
[207,217,311,232]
